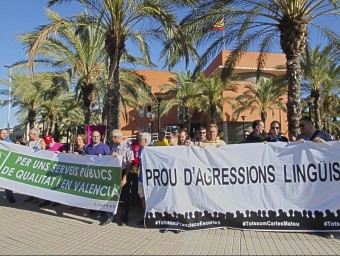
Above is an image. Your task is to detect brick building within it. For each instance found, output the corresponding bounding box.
[120,50,287,143]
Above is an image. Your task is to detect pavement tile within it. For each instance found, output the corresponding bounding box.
[1,191,340,255]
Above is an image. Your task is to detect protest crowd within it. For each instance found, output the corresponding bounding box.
[0,115,335,229]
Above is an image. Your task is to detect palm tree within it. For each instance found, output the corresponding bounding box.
[322,92,340,136]
[182,0,339,134]
[0,72,69,129]
[196,73,237,123]
[46,0,191,135]
[20,9,107,125]
[232,77,287,128]
[301,45,340,129]
[115,68,154,123]
[160,71,203,132]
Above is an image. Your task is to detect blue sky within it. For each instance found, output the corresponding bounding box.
[0,0,83,128]
[0,0,338,128]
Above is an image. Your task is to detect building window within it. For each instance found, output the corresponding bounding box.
[166,125,180,133]
[146,106,152,118]
[139,106,145,118]
[178,107,184,121]
[239,72,274,82]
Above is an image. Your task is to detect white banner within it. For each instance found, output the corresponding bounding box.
[142,142,340,232]
[0,141,122,213]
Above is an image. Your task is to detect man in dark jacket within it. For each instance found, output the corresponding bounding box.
[245,120,265,143]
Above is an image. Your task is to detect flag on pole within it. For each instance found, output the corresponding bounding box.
[212,18,224,31]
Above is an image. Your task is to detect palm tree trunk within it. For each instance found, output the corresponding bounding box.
[106,64,121,136]
[279,18,307,135]
[261,111,266,131]
[28,109,36,129]
[49,114,56,135]
[82,84,95,125]
[210,104,217,124]
[313,94,321,129]
[105,32,124,138]
[184,107,191,133]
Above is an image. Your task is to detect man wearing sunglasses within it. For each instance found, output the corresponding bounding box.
[266,121,288,142]
[297,116,332,142]
[192,126,207,147]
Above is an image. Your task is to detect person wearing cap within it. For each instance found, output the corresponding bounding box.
[0,128,15,203]
[100,129,134,226]
[44,135,66,152]
[38,135,66,207]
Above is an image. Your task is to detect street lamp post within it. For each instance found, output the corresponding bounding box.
[154,92,164,133]
[4,65,12,134]
[149,113,155,139]
[241,115,246,132]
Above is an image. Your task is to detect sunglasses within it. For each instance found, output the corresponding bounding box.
[199,132,206,134]
[271,127,280,130]
[299,124,305,128]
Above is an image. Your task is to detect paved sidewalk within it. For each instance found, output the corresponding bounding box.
[0,190,339,255]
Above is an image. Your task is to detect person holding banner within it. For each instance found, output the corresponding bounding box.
[238,130,250,143]
[28,128,46,150]
[135,132,152,226]
[169,131,179,146]
[153,128,169,146]
[297,116,333,142]
[130,131,143,204]
[192,126,207,147]
[203,124,226,146]
[83,130,110,219]
[0,128,15,203]
[73,134,88,155]
[39,135,66,207]
[177,128,192,146]
[100,129,134,226]
[24,128,46,203]
[85,131,110,156]
[44,135,66,153]
[266,121,288,142]
[244,120,265,143]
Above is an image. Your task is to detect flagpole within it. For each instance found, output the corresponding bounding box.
[212,18,225,50]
